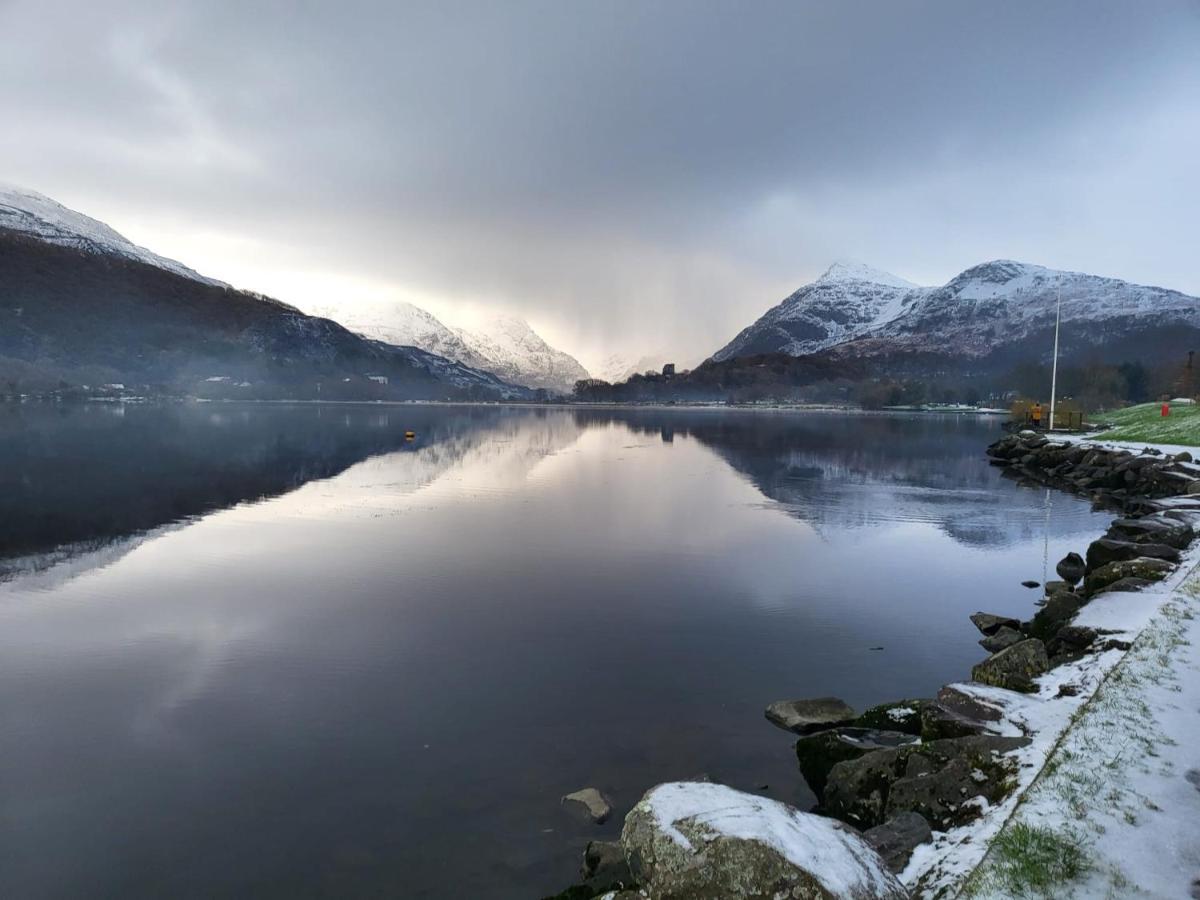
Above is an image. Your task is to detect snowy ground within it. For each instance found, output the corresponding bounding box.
[899,531,1200,898]
[962,560,1200,899]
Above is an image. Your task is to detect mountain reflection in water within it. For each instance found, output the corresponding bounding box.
[0,403,1110,899]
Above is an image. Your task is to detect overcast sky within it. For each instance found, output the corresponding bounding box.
[2,1,1198,370]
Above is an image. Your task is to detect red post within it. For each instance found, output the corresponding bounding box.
[1162,402,1170,417]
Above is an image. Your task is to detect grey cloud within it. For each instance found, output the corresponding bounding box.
[1,0,1197,363]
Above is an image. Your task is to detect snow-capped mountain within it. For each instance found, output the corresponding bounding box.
[0,183,226,287]
[875,260,1200,357]
[326,302,590,394]
[594,352,674,383]
[0,186,528,399]
[711,261,921,362]
[712,259,1200,369]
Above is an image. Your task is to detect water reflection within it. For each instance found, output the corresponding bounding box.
[0,404,1111,899]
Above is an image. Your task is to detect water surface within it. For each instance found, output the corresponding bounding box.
[0,403,1111,898]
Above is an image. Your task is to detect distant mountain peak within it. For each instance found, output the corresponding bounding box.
[817,260,918,289]
[320,302,589,394]
[0,182,227,287]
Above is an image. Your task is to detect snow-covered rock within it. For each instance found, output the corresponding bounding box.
[325,302,589,394]
[0,183,226,286]
[711,258,1200,366]
[621,781,906,899]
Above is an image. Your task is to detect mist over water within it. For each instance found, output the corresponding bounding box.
[0,403,1111,898]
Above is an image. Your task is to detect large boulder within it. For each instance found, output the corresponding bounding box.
[979,625,1023,653]
[1055,551,1086,585]
[1085,538,1180,572]
[970,639,1049,693]
[851,700,927,736]
[1108,517,1194,549]
[862,812,933,874]
[1026,592,1084,641]
[621,781,906,899]
[969,612,1020,636]
[1084,557,1174,596]
[823,735,1029,831]
[765,697,856,735]
[795,728,920,804]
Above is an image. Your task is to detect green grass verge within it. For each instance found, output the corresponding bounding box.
[1094,402,1200,446]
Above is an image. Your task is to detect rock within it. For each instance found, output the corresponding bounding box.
[823,735,1029,830]
[1053,625,1099,650]
[1043,580,1071,595]
[621,781,907,899]
[1108,517,1194,550]
[919,702,992,741]
[1091,576,1153,595]
[581,840,634,893]
[795,728,920,804]
[765,697,856,735]
[970,612,1020,636]
[1026,592,1083,641]
[1086,538,1180,571]
[935,685,1003,723]
[971,639,1049,693]
[852,700,928,736]
[1084,557,1174,595]
[1055,552,1086,586]
[1174,451,1193,463]
[1020,580,1040,589]
[979,625,1023,653]
[862,812,933,874]
[562,788,613,824]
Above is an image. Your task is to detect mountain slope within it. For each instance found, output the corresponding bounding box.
[594,352,673,383]
[713,259,1200,373]
[0,190,527,400]
[0,183,227,287]
[327,302,589,394]
[712,261,921,362]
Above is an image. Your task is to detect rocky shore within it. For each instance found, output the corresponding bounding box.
[545,430,1200,900]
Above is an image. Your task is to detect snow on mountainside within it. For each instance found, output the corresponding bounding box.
[711,260,921,362]
[0,186,527,399]
[712,259,1200,365]
[0,183,226,287]
[877,260,1200,356]
[326,302,589,394]
[594,352,673,383]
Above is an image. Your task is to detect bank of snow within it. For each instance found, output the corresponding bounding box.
[964,561,1200,898]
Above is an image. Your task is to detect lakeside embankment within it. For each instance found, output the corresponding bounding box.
[546,429,1200,899]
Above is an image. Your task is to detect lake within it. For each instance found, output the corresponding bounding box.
[0,402,1111,898]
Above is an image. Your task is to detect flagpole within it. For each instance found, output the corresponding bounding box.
[1049,288,1061,431]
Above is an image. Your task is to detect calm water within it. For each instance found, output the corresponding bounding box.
[0,403,1111,898]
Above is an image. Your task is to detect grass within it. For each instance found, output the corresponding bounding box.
[978,823,1089,896]
[963,573,1199,899]
[1094,401,1200,446]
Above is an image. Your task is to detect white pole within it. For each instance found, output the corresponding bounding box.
[1049,288,1061,431]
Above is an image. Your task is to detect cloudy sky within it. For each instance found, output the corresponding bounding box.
[2,1,1197,371]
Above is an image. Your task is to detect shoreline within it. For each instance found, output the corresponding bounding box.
[547,429,1200,899]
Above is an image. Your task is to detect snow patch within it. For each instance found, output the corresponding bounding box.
[0,183,227,287]
[642,781,899,898]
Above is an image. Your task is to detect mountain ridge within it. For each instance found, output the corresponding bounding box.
[325,301,589,394]
[712,258,1200,369]
[0,188,528,400]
